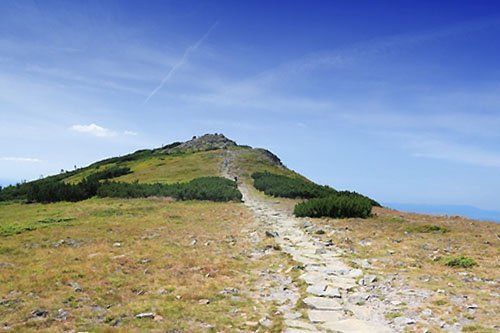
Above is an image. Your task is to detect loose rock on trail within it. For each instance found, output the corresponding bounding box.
[221,151,393,333]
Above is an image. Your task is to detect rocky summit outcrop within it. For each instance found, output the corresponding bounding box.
[254,148,284,168]
[161,133,237,153]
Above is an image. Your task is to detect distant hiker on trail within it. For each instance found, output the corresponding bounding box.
[234,176,238,183]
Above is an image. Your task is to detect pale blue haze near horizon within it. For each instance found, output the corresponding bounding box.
[1,0,500,218]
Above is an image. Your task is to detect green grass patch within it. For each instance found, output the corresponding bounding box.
[407,224,449,234]
[0,216,74,237]
[385,311,403,320]
[445,255,477,268]
[433,299,448,306]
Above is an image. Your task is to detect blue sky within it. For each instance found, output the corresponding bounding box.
[1,0,500,211]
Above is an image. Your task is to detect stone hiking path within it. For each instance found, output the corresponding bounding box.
[222,152,394,333]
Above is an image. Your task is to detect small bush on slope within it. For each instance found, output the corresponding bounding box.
[0,167,131,203]
[251,171,379,218]
[1,166,241,203]
[294,195,373,219]
[251,171,380,206]
[445,256,477,268]
[97,177,242,202]
[251,172,335,198]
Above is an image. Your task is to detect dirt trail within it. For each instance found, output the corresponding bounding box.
[222,151,394,333]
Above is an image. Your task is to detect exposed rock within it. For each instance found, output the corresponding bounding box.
[161,133,237,154]
[259,317,273,328]
[308,309,344,323]
[284,312,302,320]
[69,282,82,292]
[352,259,372,268]
[322,318,392,333]
[303,221,313,229]
[135,312,155,319]
[359,239,372,246]
[220,287,240,295]
[421,309,433,317]
[348,293,370,305]
[348,269,363,278]
[31,309,48,318]
[307,284,341,298]
[157,288,168,295]
[56,308,69,321]
[393,317,416,325]
[244,321,259,328]
[359,275,377,286]
[265,230,279,238]
[303,296,343,311]
[315,247,327,255]
[254,148,285,168]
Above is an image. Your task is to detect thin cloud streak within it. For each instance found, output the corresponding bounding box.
[410,137,500,168]
[143,21,219,105]
[1,157,41,163]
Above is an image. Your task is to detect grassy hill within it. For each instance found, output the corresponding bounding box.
[0,134,307,332]
[0,133,498,332]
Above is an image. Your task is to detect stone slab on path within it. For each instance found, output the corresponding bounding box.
[308,309,344,323]
[307,284,341,298]
[321,318,393,333]
[303,296,343,311]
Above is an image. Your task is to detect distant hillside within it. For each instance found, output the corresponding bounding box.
[386,202,500,223]
[0,134,299,203]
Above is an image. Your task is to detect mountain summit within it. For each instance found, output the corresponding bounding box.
[161,133,237,153]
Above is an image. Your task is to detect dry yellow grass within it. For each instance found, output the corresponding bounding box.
[307,207,500,332]
[0,198,288,332]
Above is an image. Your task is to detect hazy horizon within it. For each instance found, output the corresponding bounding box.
[1,0,499,212]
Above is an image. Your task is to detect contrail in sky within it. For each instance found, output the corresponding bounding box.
[143,21,219,104]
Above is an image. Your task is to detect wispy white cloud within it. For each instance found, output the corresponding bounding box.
[410,137,500,168]
[70,123,115,137]
[70,124,140,139]
[0,157,41,163]
[143,21,219,104]
[123,130,138,136]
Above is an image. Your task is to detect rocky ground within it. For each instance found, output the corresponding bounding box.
[222,150,499,333]
[222,152,394,332]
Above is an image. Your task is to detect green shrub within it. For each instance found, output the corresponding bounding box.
[251,172,380,209]
[0,167,132,203]
[252,171,334,199]
[97,177,242,202]
[293,194,373,218]
[86,166,131,181]
[0,164,240,203]
[445,256,477,268]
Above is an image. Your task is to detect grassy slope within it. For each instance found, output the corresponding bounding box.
[63,145,303,187]
[231,147,306,181]
[271,194,500,332]
[65,150,223,185]
[0,147,301,332]
[0,198,289,332]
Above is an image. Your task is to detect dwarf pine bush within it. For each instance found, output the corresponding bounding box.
[293,194,373,218]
